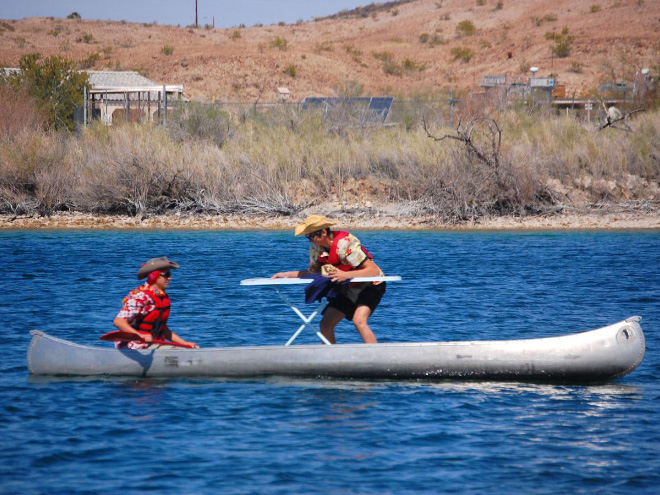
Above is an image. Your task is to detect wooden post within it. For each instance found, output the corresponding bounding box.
[163,85,168,124]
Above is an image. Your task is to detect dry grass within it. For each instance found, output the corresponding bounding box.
[1,97,658,222]
[0,84,46,138]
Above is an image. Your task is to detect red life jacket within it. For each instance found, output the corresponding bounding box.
[133,286,171,339]
[317,231,373,272]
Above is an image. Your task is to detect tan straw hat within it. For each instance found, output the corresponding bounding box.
[294,215,338,236]
[137,256,180,279]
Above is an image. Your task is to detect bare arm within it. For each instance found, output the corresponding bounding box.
[271,269,311,279]
[327,259,381,283]
[163,327,199,349]
[113,317,153,342]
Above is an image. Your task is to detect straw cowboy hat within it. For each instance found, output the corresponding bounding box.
[137,256,180,279]
[294,215,338,236]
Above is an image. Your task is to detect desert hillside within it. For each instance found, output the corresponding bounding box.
[1,0,658,101]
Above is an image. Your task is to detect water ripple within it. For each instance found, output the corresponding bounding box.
[1,230,659,494]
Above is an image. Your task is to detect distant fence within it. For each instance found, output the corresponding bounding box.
[213,98,459,128]
[74,97,460,128]
[75,91,641,130]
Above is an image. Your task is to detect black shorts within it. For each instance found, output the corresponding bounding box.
[326,282,386,321]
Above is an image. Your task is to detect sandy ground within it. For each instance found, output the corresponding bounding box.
[3,207,659,231]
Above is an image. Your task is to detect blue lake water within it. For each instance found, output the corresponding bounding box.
[1,229,659,494]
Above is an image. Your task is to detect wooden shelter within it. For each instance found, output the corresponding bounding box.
[84,71,184,124]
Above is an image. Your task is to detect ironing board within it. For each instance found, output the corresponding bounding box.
[240,276,402,345]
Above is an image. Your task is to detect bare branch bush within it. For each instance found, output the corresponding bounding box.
[166,101,234,148]
[1,97,658,221]
[0,84,47,139]
[597,103,645,132]
[0,131,74,215]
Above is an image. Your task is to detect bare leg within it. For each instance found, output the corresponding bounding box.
[319,307,345,344]
[353,305,377,343]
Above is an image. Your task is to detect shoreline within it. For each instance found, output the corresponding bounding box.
[2,207,659,231]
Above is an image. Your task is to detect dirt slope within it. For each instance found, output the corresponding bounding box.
[1,0,658,101]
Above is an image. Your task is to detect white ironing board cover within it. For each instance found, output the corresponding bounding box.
[240,276,402,286]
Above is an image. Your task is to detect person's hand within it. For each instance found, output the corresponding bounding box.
[272,271,295,279]
[140,332,153,342]
[183,341,199,349]
[328,268,352,283]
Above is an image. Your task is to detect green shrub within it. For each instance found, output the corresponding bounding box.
[161,45,174,55]
[0,20,16,33]
[456,20,476,37]
[344,44,362,62]
[545,27,573,58]
[1,53,89,131]
[531,14,557,26]
[402,58,426,72]
[269,36,289,51]
[48,26,64,37]
[78,52,100,69]
[373,51,394,63]
[450,46,475,62]
[314,41,333,52]
[569,61,584,73]
[429,35,447,46]
[383,61,402,76]
[283,64,297,77]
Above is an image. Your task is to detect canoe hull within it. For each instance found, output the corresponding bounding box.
[27,317,645,382]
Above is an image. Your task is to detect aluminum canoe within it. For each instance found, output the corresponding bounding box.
[27,317,645,382]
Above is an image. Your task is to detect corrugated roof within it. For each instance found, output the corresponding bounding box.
[86,71,158,88]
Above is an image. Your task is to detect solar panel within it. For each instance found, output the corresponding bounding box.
[301,97,329,110]
[368,97,394,121]
[301,97,393,123]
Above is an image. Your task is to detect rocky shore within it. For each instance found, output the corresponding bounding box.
[2,203,659,231]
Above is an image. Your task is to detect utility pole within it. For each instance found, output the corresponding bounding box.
[195,0,198,27]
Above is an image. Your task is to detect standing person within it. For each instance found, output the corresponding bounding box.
[272,215,386,344]
[113,256,198,349]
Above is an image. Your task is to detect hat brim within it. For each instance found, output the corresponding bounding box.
[137,259,180,279]
[294,219,338,236]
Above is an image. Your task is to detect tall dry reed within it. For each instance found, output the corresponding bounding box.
[0,101,658,221]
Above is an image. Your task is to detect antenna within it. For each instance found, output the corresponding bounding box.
[530,67,539,76]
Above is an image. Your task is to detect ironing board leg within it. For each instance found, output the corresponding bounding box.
[274,288,331,345]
